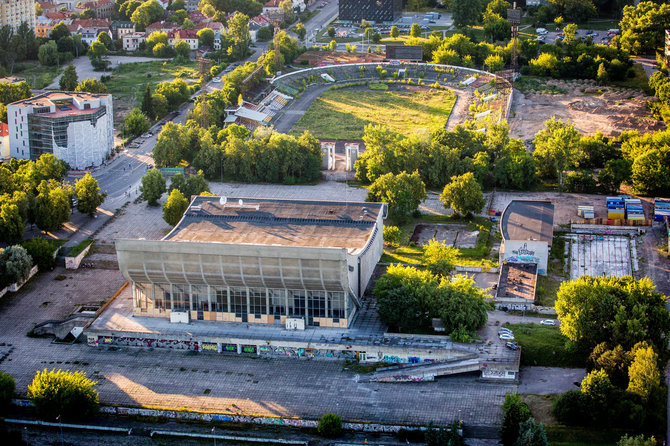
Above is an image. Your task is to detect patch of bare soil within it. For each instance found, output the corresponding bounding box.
[509,78,665,142]
[522,394,558,425]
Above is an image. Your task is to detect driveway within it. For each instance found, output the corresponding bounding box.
[518,367,585,395]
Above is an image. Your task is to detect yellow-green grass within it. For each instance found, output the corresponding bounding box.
[13,61,61,89]
[291,88,456,140]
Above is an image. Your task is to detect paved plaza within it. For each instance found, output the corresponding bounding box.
[0,269,513,427]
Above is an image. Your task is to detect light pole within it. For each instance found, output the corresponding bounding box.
[56,414,63,446]
[212,426,216,446]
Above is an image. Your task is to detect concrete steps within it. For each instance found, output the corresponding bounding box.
[366,354,480,383]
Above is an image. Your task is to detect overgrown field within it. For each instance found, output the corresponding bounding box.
[291,87,456,139]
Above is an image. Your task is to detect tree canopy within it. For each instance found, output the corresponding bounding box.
[440,172,485,216]
[366,171,426,223]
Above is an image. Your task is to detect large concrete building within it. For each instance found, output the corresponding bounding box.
[339,0,402,23]
[0,0,36,32]
[499,200,554,275]
[115,196,387,329]
[7,91,114,169]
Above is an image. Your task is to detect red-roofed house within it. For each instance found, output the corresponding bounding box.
[168,28,199,50]
[38,1,60,14]
[146,21,179,34]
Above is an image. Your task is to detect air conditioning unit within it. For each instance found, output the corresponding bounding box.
[285,317,305,330]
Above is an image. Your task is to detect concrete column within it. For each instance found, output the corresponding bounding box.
[236,344,241,354]
[246,287,250,316]
[226,286,231,313]
[266,289,270,317]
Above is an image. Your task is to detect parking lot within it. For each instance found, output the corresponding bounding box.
[534,27,617,46]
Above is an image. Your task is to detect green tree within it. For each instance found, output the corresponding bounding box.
[123,108,150,137]
[596,62,608,85]
[440,172,485,216]
[424,239,458,277]
[22,238,57,271]
[0,245,32,286]
[554,16,564,29]
[0,371,14,414]
[318,413,342,438]
[146,31,168,50]
[366,171,426,223]
[226,12,251,60]
[329,40,337,51]
[452,0,485,27]
[501,393,532,446]
[152,122,191,167]
[75,78,108,94]
[34,180,71,233]
[630,146,670,195]
[141,83,153,118]
[390,26,399,38]
[327,26,335,38]
[38,41,59,66]
[409,23,421,38]
[197,27,214,48]
[59,65,78,91]
[515,418,548,446]
[627,344,661,401]
[294,22,306,40]
[532,118,581,183]
[130,0,165,31]
[588,343,632,389]
[562,23,578,45]
[80,8,96,19]
[88,40,107,58]
[0,203,24,244]
[618,1,670,55]
[163,188,189,226]
[174,40,191,58]
[74,174,106,216]
[140,168,166,206]
[151,93,168,119]
[555,275,670,353]
[598,159,631,194]
[50,22,71,41]
[28,369,99,421]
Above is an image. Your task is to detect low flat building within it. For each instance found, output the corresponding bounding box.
[339,0,402,23]
[499,200,554,275]
[115,196,387,328]
[7,91,114,169]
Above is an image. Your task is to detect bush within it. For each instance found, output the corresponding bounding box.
[22,238,57,271]
[318,413,342,438]
[383,225,403,247]
[0,245,33,288]
[0,371,15,413]
[28,369,99,421]
[552,389,588,425]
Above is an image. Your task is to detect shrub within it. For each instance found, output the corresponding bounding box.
[22,238,57,271]
[318,413,342,438]
[552,389,588,425]
[0,245,33,288]
[0,371,15,413]
[383,226,403,247]
[28,369,99,420]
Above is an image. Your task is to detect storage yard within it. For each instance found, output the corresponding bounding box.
[567,234,634,280]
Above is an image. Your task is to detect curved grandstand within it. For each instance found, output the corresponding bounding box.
[264,63,514,133]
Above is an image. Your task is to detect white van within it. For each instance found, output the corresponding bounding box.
[536,28,548,35]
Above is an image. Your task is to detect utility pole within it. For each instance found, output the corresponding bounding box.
[507,3,521,74]
[198,55,211,128]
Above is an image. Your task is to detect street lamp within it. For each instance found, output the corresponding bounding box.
[212,426,216,446]
[56,414,63,446]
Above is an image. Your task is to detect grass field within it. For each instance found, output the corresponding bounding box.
[12,61,61,89]
[104,60,198,123]
[508,323,587,368]
[291,87,456,139]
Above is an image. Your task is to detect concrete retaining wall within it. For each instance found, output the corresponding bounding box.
[65,243,93,270]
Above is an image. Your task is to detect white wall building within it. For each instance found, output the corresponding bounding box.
[7,91,114,169]
[122,32,146,51]
[499,200,554,275]
[0,0,36,32]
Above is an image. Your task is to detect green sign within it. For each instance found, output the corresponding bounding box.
[159,167,184,174]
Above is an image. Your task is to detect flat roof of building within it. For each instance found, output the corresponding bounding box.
[496,263,537,302]
[164,196,385,252]
[501,200,554,243]
[9,91,109,108]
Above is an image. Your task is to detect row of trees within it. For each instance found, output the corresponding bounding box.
[374,264,490,340]
[0,156,105,243]
[552,275,669,433]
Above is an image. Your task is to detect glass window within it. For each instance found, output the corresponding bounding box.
[268,289,285,315]
[213,287,227,313]
[249,288,266,315]
[154,283,169,311]
[230,288,246,317]
[172,284,189,311]
[288,290,306,317]
[192,285,208,311]
[135,283,148,312]
[329,292,346,319]
[308,291,326,319]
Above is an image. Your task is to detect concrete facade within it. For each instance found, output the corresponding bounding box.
[499,200,554,275]
[115,196,387,329]
[0,0,36,32]
[7,91,114,169]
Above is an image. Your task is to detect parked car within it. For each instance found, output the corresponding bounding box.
[212,77,221,82]
[499,333,515,341]
[499,327,513,333]
[540,319,556,326]
[506,342,519,351]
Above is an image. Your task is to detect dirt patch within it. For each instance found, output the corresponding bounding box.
[509,78,664,142]
[295,50,386,66]
[522,394,558,425]
[410,223,467,246]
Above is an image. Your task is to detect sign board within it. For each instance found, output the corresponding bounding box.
[159,167,184,175]
[507,9,521,25]
[286,317,305,330]
[385,45,423,61]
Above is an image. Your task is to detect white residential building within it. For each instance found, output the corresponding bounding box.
[0,0,36,32]
[122,32,146,51]
[7,91,114,170]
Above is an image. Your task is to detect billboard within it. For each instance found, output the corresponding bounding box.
[507,8,521,25]
[385,45,423,61]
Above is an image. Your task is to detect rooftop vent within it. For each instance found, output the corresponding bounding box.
[219,196,227,206]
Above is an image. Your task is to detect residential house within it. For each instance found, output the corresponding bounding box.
[168,28,199,50]
[122,32,146,51]
[111,20,135,39]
